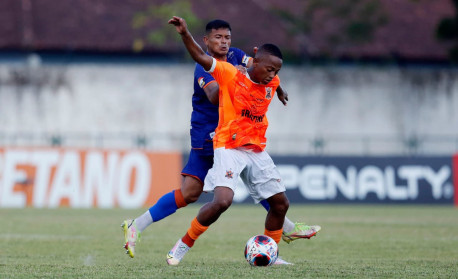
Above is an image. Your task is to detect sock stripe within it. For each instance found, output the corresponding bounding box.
[264,228,283,244]
[181,233,195,247]
[174,189,187,208]
[187,217,209,240]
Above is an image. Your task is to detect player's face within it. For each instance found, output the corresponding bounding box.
[252,55,282,85]
[204,28,231,59]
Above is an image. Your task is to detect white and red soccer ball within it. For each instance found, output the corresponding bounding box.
[244,235,278,266]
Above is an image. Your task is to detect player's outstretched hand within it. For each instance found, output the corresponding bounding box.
[168,16,188,35]
[277,87,289,106]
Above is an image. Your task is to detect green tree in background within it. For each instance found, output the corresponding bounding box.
[131,0,202,52]
[436,0,458,62]
[273,0,388,59]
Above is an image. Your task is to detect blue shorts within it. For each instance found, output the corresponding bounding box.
[181,148,214,184]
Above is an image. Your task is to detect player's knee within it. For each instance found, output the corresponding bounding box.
[281,199,290,214]
[213,198,232,212]
[181,178,204,204]
[272,198,289,216]
[183,189,201,204]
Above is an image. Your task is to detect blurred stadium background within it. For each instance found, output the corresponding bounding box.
[0,0,457,208]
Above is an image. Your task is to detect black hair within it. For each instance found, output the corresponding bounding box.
[205,19,231,34]
[257,44,283,60]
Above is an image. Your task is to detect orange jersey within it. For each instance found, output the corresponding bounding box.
[208,58,280,152]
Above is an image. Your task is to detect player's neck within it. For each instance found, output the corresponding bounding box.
[212,54,227,61]
[208,50,226,61]
[247,68,260,84]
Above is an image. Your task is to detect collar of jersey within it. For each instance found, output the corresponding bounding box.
[243,71,261,84]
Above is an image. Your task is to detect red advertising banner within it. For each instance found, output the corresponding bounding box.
[0,147,181,208]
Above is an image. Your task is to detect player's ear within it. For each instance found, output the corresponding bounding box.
[203,36,209,45]
[252,57,259,68]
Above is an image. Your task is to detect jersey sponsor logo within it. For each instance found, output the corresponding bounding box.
[265,87,273,100]
[254,97,265,103]
[227,51,234,60]
[198,77,205,88]
[241,109,265,123]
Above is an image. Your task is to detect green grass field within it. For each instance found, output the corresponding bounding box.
[1,205,457,279]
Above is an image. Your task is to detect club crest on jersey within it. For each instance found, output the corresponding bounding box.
[198,77,205,88]
[265,87,273,100]
[225,170,234,179]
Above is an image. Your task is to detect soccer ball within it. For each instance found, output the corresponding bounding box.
[244,235,278,266]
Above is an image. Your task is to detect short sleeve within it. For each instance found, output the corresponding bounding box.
[195,63,215,89]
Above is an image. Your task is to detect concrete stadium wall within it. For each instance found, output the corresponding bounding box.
[0,57,457,155]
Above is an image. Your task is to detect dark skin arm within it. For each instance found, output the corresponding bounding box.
[203,82,219,105]
[276,85,289,106]
[169,16,219,105]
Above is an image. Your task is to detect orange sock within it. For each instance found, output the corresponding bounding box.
[264,228,283,244]
[174,189,187,209]
[181,217,209,247]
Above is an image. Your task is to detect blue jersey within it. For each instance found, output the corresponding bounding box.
[190,47,251,155]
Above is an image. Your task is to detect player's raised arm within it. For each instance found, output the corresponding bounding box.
[168,16,213,71]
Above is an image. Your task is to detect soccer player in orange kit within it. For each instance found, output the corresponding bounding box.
[166,16,303,266]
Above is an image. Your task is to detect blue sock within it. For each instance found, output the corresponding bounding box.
[148,190,178,222]
[260,199,270,211]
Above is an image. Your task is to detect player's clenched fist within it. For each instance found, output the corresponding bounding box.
[168,16,188,35]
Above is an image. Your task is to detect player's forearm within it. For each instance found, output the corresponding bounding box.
[179,31,213,71]
[203,82,219,105]
[277,84,284,95]
[276,83,289,106]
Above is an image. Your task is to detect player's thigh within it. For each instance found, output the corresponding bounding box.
[245,151,285,203]
[204,148,246,192]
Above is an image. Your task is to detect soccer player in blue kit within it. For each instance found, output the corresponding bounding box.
[122,19,321,259]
